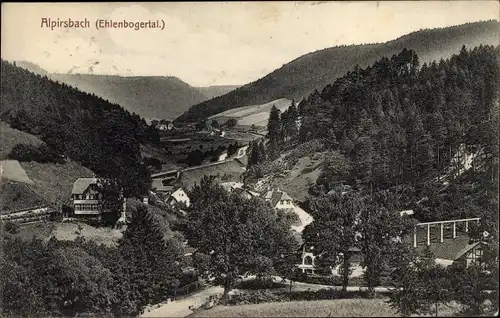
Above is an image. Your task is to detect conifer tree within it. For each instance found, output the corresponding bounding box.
[117,204,183,312]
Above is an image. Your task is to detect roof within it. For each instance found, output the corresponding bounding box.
[271,191,293,207]
[72,177,98,195]
[400,210,414,216]
[151,179,174,192]
[409,230,473,261]
[262,190,274,200]
[171,186,185,195]
[454,242,485,260]
[233,187,258,198]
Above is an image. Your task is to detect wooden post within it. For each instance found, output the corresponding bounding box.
[413,227,417,247]
[440,223,444,243]
[453,222,457,239]
[427,224,431,246]
[465,220,469,233]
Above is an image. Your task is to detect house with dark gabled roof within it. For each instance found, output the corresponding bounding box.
[71,178,125,218]
[261,188,295,212]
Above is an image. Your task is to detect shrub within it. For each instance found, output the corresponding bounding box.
[225,118,238,128]
[3,221,20,234]
[9,143,64,164]
[234,278,287,290]
[283,139,324,166]
[226,290,286,305]
[224,288,389,306]
[143,156,164,171]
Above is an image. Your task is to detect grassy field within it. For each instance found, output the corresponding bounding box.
[3,221,56,241]
[1,159,93,211]
[0,121,95,209]
[258,153,325,203]
[51,222,123,247]
[209,98,293,127]
[0,121,43,159]
[178,160,246,189]
[192,299,399,317]
[0,180,46,212]
[2,221,123,247]
[192,299,461,317]
[1,160,34,184]
[20,160,94,206]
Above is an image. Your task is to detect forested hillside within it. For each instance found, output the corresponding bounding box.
[196,85,240,100]
[0,60,157,196]
[176,20,499,124]
[295,44,499,225]
[14,61,208,121]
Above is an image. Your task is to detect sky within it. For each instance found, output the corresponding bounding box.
[1,1,499,87]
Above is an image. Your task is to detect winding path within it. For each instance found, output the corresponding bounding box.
[140,276,393,318]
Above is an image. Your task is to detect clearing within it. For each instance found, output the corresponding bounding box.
[0,121,43,159]
[177,160,246,190]
[3,221,123,247]
[192,299,398,317]
[209,98,293,127]
[1,160,34,184]
[51,222,123,247]
[20,160,94,206]
[0,122,95,210]
[0,180,47,212]
[255,152,327,203]
[192,299,460,317]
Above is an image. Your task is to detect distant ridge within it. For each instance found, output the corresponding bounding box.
[175,20,500,124]
[13,61,208,122]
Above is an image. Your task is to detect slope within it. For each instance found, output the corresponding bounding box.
[0,122,94,212]
[1,60,154,196]
[196,85,240,100]
[175,20,500,123]
[209,98,293,127]
[46,73,208,121]
[13,61,208,121]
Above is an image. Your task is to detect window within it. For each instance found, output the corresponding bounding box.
[304,256,313,265]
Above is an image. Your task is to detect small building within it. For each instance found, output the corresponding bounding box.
[297,243,364,277]
[210,128,225,137]
[233,187,258,200]
[261,189,295,212]
[400,209,414,217]
[158,122,174,131]
[151,177,176,193]
[167,186,190,208]
[218,151,228,162]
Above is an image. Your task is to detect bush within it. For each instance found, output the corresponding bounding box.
[283,139,324,166]
[234,278,287,290]
[226,290,286,305]
[225,118,238,128]
[224,288,389,306]
[3,221,20,234]
[294,273,367,287]
[9,143,64,164]
[143,156,164,171]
